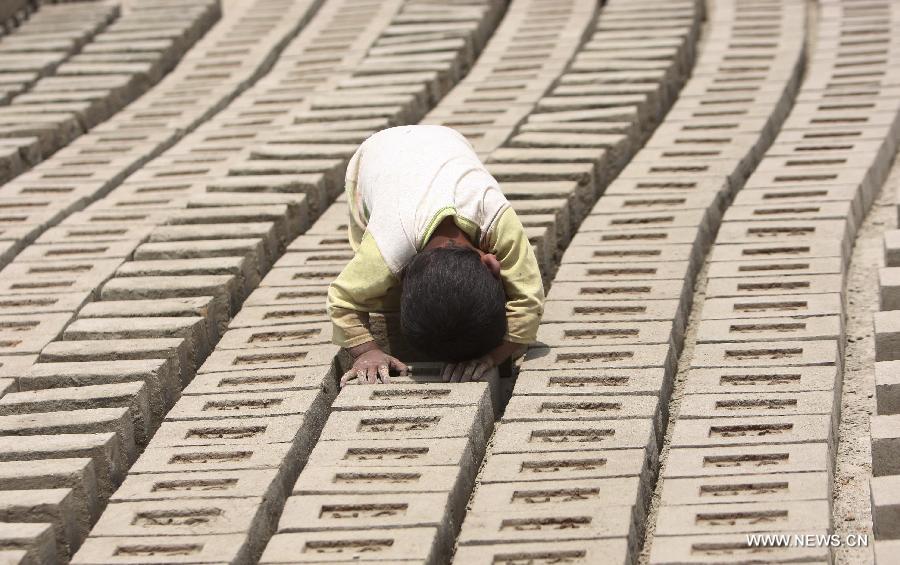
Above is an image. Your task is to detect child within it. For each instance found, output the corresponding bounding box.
[327,125,545,386]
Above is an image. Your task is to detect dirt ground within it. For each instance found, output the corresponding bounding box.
[832,148,898,564]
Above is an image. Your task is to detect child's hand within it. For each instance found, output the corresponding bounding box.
[341,348,409,387]
[441,354,495,383]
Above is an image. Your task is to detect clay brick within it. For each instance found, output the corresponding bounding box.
[305,437,474,472]
[872,475,900,539]
[876,361,900,415]
[242,286,330,308]
[0,457,99,526]
[876,539,900,564]
[453,539,629,565]
[260,528,442,564]
[579,209,712,236]
[655,500,830,536]
[710,240,846,263]
[277,492,455,547]
[216,322,332,350]
[664,443,830,479]
[561,242,696,267]
[100,275,240,315]
[690,340,839,368]
[491,418,656,456]
[722,201,856,228]
[661,472,830,508]
[648,533,830,564]
[19,359,179,413]
[0,382,154,444]
[542,299,683,325]
[36,224,154,245]
[259,265,346,288]
[880,267,900,310]
[164,389,323,426]
[554,260,691,283]
[876,311,900,362]
[547,280,684,302]
[90,497,271,538]
[671,415,832,451]
[197,345,337,373]
[111,469,281,503]
[39,338,191,387]
[128,443,292,475]
[0,432,124,499]
[0,291,90,316]
[523,344,676,373]
[331,381,491,414]
[318,407,488,460]
[715,219,851,256]
[537,321,674,347]
[701,294,843,320]
[0,489,83,559]
[135,238,270,272]
[571,226,707,246]
[0,312,72,355]
[707,257,843,280]
[78,296,226,343]
[63,317,211,371]
[872,415,900,476]
[456,504,634,546]
[502,395,659,429]
[513,368,665,396]
[72,534,251,565]
[0,258,121,295]
[684,366,839,395]
[150,410,321,447]
[182,367,333,397]
[707,273,844,298]
[292,464,466,499]
[0,523,57,565]
[468,476,643,517]
[695,315,842,344]
[227,303,328,328]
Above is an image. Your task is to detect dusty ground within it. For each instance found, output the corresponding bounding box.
[832,148,898,564]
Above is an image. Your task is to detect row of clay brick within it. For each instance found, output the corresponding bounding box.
[89,0,508,249]
[453,0,812,562]
[426,0,706,563]
[863,0,900,555]
[0,0,219,191]
[64,1,510,563]
[651,0,900,563]
[0,0,120,187]
[0,0,323,273]
[260,376,496,564]
[0,1,118,107]
[0,0,334,390]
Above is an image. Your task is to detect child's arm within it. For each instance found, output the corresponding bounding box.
[328,232,408,384]
[490,206,545,345]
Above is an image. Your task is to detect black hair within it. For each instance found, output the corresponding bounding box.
[400,245,507,362]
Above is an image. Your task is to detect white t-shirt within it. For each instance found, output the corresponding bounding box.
[345,125,510,276]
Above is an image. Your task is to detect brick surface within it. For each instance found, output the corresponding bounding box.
[655,500,831,537]
[260,528,442,564]
[72,534,251,565]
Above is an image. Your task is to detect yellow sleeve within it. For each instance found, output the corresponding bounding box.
[327,231,399,348]
[489,207,545,344]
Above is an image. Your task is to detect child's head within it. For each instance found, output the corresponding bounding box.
[400,245,506,362]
